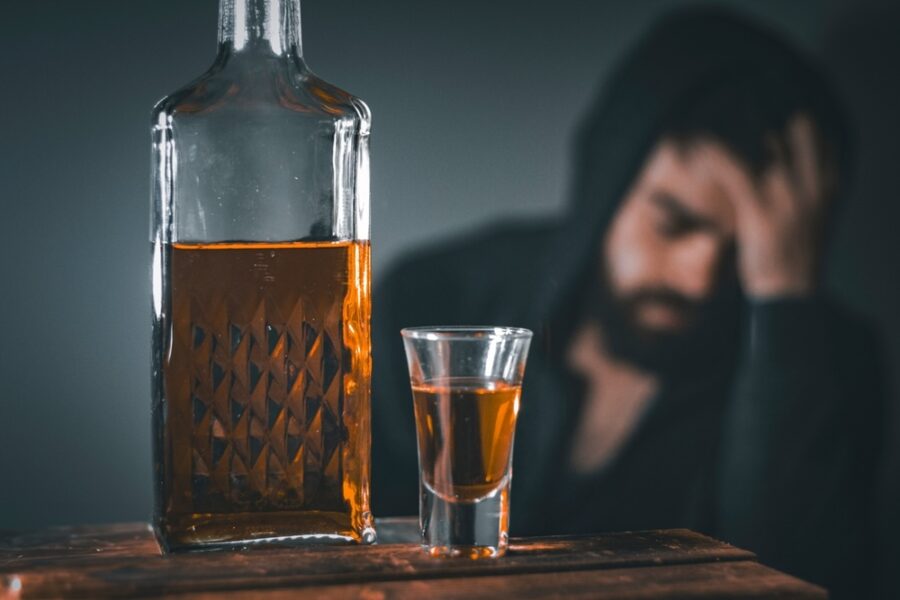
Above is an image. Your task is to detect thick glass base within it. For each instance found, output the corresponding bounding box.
[420,480,509,559]
[155,510,376,553]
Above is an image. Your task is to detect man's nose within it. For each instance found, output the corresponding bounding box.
[669,236,722,300]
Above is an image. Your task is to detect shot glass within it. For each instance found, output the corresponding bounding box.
[401,326,532,558]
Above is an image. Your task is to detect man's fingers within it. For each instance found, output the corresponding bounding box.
[696,142,765,218]
[762,162,799,220]
[787,114,823,205]
[764,131,790,174]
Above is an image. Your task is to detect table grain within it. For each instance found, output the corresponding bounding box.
[0,518,826,599]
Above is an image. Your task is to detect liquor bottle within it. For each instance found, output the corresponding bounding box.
[150,0,374,551]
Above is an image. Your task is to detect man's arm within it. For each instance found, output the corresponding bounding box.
[703,116,885,595]
[716,297,884,597]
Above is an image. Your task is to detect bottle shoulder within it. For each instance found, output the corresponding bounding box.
[151,53,369,130]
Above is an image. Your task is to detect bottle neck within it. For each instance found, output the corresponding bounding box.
[218,0,302,57]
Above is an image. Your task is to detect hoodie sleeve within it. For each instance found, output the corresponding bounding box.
[716,296,884,597]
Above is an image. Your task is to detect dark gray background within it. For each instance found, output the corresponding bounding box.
[1,0,897,529]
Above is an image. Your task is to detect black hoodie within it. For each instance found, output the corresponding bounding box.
[372,8,884,598]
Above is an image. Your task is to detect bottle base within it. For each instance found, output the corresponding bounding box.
[155,509,376,553]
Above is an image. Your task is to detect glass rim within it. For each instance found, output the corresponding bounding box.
[400,325,533,341]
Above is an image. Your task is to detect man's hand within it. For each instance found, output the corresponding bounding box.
[701,115,833,299]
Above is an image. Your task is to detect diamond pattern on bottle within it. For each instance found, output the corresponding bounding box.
[186,293,346,512]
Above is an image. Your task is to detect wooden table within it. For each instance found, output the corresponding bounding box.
[0,518,825,599]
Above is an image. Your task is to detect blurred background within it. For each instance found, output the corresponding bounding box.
[1,0,898,529]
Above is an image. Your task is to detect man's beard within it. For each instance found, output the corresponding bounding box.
[588,264,743,376]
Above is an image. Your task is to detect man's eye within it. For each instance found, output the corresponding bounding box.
[656,218,689,237]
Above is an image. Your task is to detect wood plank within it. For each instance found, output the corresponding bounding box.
[150,561,830,600]
[0,523,159,567]
[0,522,757,599]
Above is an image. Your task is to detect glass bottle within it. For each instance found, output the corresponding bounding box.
[150,0,374,551]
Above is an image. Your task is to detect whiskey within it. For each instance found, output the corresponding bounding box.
[154,241,372,549]
[412,378,520,503]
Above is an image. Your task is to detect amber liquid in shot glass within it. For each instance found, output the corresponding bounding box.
[413,377,520,558]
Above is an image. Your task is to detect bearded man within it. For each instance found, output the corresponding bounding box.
[372,9,884,598]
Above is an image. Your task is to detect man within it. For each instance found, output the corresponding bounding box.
[372,9,884,598]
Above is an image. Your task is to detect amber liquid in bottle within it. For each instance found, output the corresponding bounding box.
[412,378,520,503]
[155,241,372,549]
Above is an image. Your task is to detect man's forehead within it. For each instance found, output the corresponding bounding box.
[637,139,737,234]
